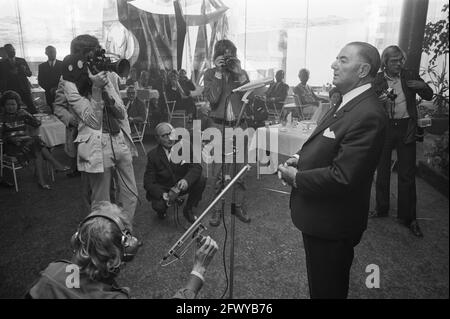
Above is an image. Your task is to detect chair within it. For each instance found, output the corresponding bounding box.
[293,94,318,121]
[1,140,55,192]
[130,101,150,155]
[0,140,23,192]
[168,101,187,128]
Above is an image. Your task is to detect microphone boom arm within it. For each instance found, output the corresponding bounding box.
[161,164,251,265]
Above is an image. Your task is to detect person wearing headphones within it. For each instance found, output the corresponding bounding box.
[26,202,219,299]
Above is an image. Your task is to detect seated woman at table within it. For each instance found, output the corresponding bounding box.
[0,90,69,190]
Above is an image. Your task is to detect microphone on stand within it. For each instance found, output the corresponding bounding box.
[232,77,274,93]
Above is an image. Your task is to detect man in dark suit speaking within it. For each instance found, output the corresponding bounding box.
[38,46,62,113]
[278,42,388,298]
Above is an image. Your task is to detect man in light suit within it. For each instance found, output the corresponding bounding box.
[279,42,388,299]
[57,34,138,226]
[38,46,62,113]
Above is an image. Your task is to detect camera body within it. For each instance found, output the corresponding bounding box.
[223,55,241,73]
[88,48,130,78]
[385,87,397,101]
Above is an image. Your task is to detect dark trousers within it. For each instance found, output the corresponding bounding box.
[45,90,55,113]
[21,91,37,114]
[151,176,206,214]
[375,119,416,223]
[302,232,362,299]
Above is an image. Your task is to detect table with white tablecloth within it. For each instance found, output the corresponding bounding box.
[249,123,314,178]
[33,115,66,147]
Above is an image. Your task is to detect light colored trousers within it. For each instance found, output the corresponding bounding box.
[86,133,138,226]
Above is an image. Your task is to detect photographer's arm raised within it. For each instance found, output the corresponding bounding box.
[64,80,103,130]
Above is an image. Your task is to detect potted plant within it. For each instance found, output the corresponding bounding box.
[416,3,449,196]
[420,3,449,135]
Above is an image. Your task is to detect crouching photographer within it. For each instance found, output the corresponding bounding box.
[26,202,219,299]
[56,34,138,225]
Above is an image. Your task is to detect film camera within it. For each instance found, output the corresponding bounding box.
[223,55,241,74]
[87,48,130,78]
[384,87,397,101]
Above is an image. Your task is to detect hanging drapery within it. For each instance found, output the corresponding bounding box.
[117,0,228,83]
[174,0,187,70]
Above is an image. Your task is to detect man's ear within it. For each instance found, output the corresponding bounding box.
[359,63,371,79]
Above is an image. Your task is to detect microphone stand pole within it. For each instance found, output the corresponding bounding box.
[228,88,254,299]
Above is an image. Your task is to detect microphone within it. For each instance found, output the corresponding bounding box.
[232,77,274,93]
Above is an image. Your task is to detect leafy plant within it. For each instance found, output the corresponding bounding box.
[425,130,449,177]
[421,3,449,115]
[420,3,449,176]
[423,4,449,65]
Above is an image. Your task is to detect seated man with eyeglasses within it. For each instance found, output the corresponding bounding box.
[144,122,206,223]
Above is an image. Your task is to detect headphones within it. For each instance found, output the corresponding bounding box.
[71,211,139,263]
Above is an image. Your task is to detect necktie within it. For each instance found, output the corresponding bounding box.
[318,99,341,125]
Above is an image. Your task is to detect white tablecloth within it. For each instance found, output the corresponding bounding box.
[37,115,66,147]
[120,88,159,101]
[249,124,313,177]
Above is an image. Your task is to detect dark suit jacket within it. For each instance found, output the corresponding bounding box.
[203,67,249,120]
[290,87,388,240]
[265,81,289,109]
[38,60,63,92]
[0,57,32,94]
[144,144,202,201]
[266,81,289,102]
[123,97,147,122]
[373,70,433,144]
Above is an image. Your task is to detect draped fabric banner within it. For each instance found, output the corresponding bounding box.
[117,0,228,84]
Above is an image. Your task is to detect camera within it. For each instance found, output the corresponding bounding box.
[223,55,241,73]
[385,87,397,101]
[87,48,130,78]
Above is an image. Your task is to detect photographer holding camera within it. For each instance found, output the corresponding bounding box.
[203,39,251,227]
[56,34,138,226]
[371,45,433,237]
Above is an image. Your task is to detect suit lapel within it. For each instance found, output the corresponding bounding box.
[158,145,176,184]
[304,88,375,144]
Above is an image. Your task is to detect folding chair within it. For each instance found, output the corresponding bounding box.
[171,109,187,128]
[130,101,150,155]
[165,100,177,123]
[292,95,318,121]
[0,140,23,192]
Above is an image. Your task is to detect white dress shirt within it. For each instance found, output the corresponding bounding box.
[336,83,372,112]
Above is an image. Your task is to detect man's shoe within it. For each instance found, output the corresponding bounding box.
[209,209,223,227]
[235,206,251,223]
[368,210,388,218]
[183,207,196,223]
[409,220,424,238]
